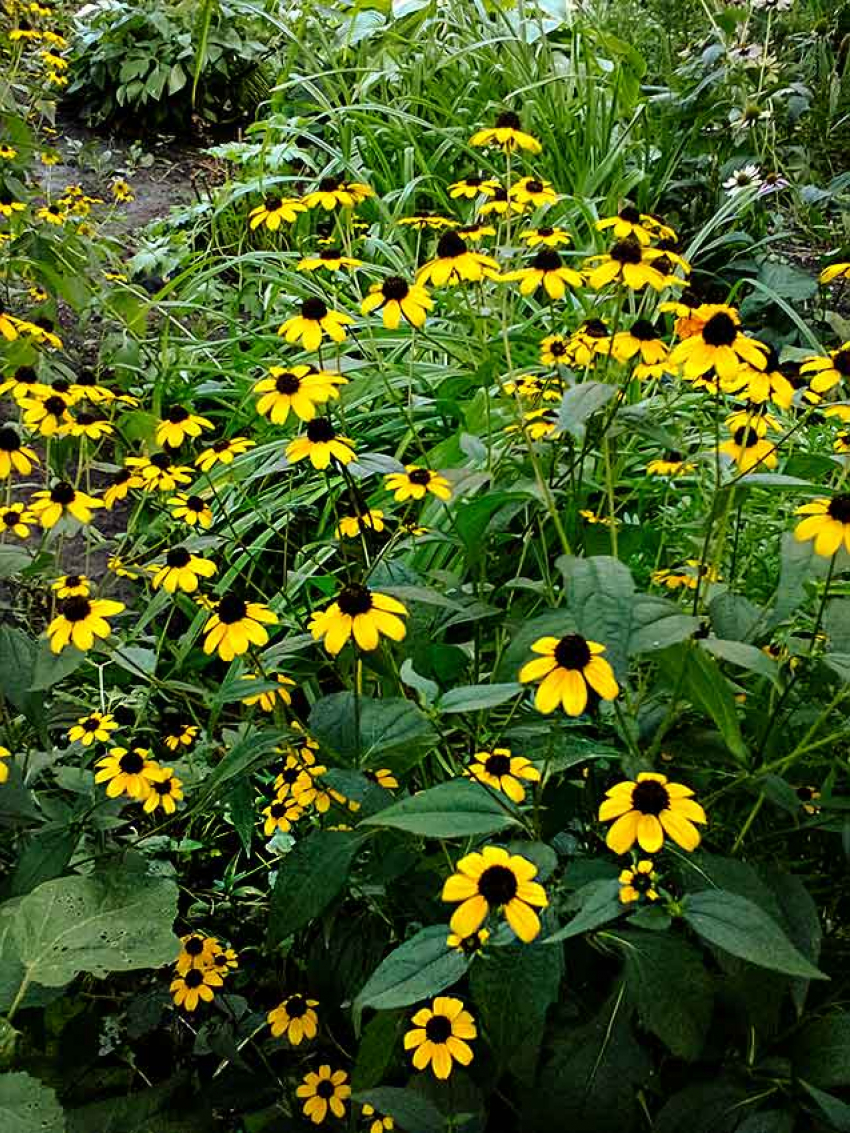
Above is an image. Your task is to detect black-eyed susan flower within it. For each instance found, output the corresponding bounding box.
[302,176,372,210]
[241,673,295,711]
[170,967,223,1011]
[254,364,346,425]
[278,298,353,351]
[274,757,314,800]
[336,509,385,538]
[175,933,220,974]
[67,710,118,746]
[821,263,850,285]
[796,785,821,815]
[0,144,17,160]
[564,319,613,366]
[724,406,779,437]
[466,748,540,803]
[416,230,499,287]
[595,205,657,245]
[794,496,850,557]
[0,305,20,341]
[248,193,306,230]
[718,426,777,472]
[502,374,558,400]
[107,555,141,580]
[469,110,541,152]
[363,768,398,790]
[0,366,43,401]
[28,285,48,302]
[361,277,432,329]
[168,492,214,528]
[0,194,25,217]
[268,995,319,1044]
[111,179,134,202]
[612,319,669,367]
[510,176,558,207]
[47,595,125,653]
[504,407,558,440]
[155,406,214,448]
[19,317,63,349]
[404,997,476,1080]
[599,772,706,853]
[94,745,159,799]
[296,1066,351,1125]
[652,560,717,590]
[446,928,490,955]
[262,796,303,834]
[36,202,68,226]
[362,1104,394,1133]
[0,503,35,538]
[585,238,670,291]
[539,333,569,366]
[479,186,526,216]
[520,225,571,248]
[727,347,795,408]
[286,418,356,469]
[22,393,72,436]
[31,482,100,527]
[500,248,583,298]
[442,846,548,943]
[297,248,362,273]
[455,222,496,241]
[102,468,136,509]
[195,437,255,471]
[0,746,9,783]
[646,451,696,476]
[397,212,457,231]
[800,342,850,395]
[150,546,216,593]
[448,175,500,199]
[143,767,184,814]
[519,633,619,716]
[211,946,239,976]
[669,304,767,380]
[619,860,659,904]
[309,584,408,654]
[67,413,114,441]
[384,465,452,501]
[202,594,278,661]
[51,573,90,598]
[160,712,199,751]
[124,453,193,493]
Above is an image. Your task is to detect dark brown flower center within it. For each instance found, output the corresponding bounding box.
[76,413,96,426]
[477,863,518,905]
[82,716,100,731]
[264,194,282,210]
[153,778,174,796]
[582,319,608,338]
[64,574,83,587]
[733,426,760,448]
[532,248,562,272]
[828,495,850,523]
[149,452,173,470]
[51,481,76,504]
[537,226,554,237]
[280,767,300,783]
[44,395,66,416]
[217,594,247,624]
[525,179,544,194]
[212,439,230,452]
[320,248,341,260]
[408,468,432,485]
[302,297,328,321]
[286,994,307,1018]
[167,405,189,423]
[796,786,816,802]
[554,634,591,670]
[835,350,850,377]
[50,378,70,394]
[3,512,18,526]
[484,753,511,777]
[112,468,132,486]
[630,319,658,341]
[631,871,653,893]
[118,750,145,774]
[549,340,567,356]
[184,936,205,955]
[270,802,288,818]
[619,205,641,223]
[459,931,485,955]
[495,110,521,130]
[316,1081,336,1099]
[318,177,341,191]
[274,371,301,394]
[610,239,643,265]
[0,426,22,452]
[631,779,670,815]
[425,1015,453,1042]
[337,584,373,617]
[186,495,206,511]
[383,277,409,301]
[436,230,468,259]
[15,366,37,383]
[60,596,92,624]
[184,969,204,988]
[702,312,738,347]
[305,417,336,443]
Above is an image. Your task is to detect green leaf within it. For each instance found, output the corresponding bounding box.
[29,640,85,691]
[544,879,622,943]
[436,683,521,713]
[792,1013,850,1089]
[268,830,368,945]
[556,382,617,439]
[197,726,286,801]
[825,600,850,653]
[683,890,827,980]
[309,694,437,773]
[762,866,822,1014]
[653,1081,750,1133]
[0,1072,64,1133]
[613,929,713,1060]
[628,595,700,655]
[736,1113,794,1133]
[699,638,779,684]
[354,1088,444,1133]
[0,625,36,712]
[708,592,763,642]
[659,644,748,761]
[800,1082,850,1132]
[6,825,79,898]
[355,925,468,1017]
[352,1010,407,1090]
[770,532,829,629]
[557,555,635,677]
[360,779,521,838]
[0,545,31,577]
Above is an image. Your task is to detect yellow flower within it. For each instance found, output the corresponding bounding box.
[362,1103,395,1133]
[51,573,90,598]
[297,248,361,273]
[595,206,659,246]
[619,860,659,903]
[384,466,452,501]
[794,495,850,557]
[611,320,669,366]
[268,995,319,1044]
[520,225,572,248]
[479,187,526,216]
[249,193,305,230]
[446,927,490,954]
[646,451,695,477]
[466,748,540,802]
[68,711,118,746]
[599,772,707,854]
[202,594,278,661]
[500,248,584,299]
[335,509,385,538]
[30,482,102,527]
[240,673,295,711]
[278,298,353,351]
[94,746,159,800]
[510,176,559,206]
[111,179,134,202]
[669,304,767,380]
[168,492,214,528]
[261,797,303,835]
[584,238,671,291]
[448,175,500,199]
[0,503,35,538]
[397,212,457,231]
[286,418,356,469]
[361,277,432,329]
[0,745,10,784]
[150,547,217,593]
[47,595,125,653]
[519,633,619,716]
[296,1066,351,1125]
[301,177,372,210]
[254,364,346,424]
[718,426,777,472]
[36,203,67,226]
[469,111,541,152]
[124,453,193,493]
[820,263,850,284]
[67,413,114,441]
[404,997,477,1079]
[0,144,17,160]
[155,407,214,448]
[195,437,255,471]
[364,768,398,790]
[309,584,408,654]
[442,846,548,943]
[22,393,73,436]
[800,343,850,395]
[417,231,499,288]
[170,967,223,1011]
[143,767,184,814]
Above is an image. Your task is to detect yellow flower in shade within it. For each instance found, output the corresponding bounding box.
[249,194,305,230]
[726,347,795,408]
[0,367,44,401]
[448,175,500,199]
[28,285,48,302]
[41,151,61,167]
[161,716,199,750]
[669,304,768,380]
[519,633,619,716]
[510,176,559,207]
[455,222,496,241]
[611,319,669,366]
[36,203,68,226]
[149,546,217,593]
[262,796,303,834]
[194,437,255,471]
[469,110,541,153]
[296,1066,351,1125]
[267,995,319,1044]
[479,187,526,217]
[168,492,214,528]
[466,748,541,803]
[595,206,658,246]
[520,225,571,248]
[336,509,385,538]
[646,451,695,477]
[0,503,35,538]
[539,334,570,366]
[17,317,63,349]
[404,997,477,1080]
[584,238,670,291]
[170,967,223,1011]
[800,343,850,394]
[0,306,20,341]
[67,413,114,441]
[0,746,9,784]
[111,179,134,202]
[278,298,354,351]
[724,406,779,437]
[361,277,433,329]
[384,466,452,501]
[718,426,777,472]
[397,212,457,231]
[22,393,72,436]
[599,772,707,854]
[0,144,16,160]
[175,933,220,973]
[254,364,346,425]
[30,480,102,527]
[202,594,278,661]
[297,248,362,273]
[565,320,614,366]
[441,846,548,943]
[211,946,239,976]
[47,595,125,653]
[155,407,214,448]
[500,248,584,299]
[652,560,716,590]
[363,768,399,790]
[502,374,561,401]
[124,453,193,493]
[446,927,490,955]
[0,195,25,217]
[362,1103,394,1133]
[241,673,295,711]
[301,176,372,210]
[417,231,499,288]
[619,860,659,904]
[796,785,821,815]
[504,408,558,440]
[94,746,159,800]
[52,573,90,598]
[107,556,141,580]
[67,711,118,746]
[101,469,135,509]
[287,418,356,469]
[143,767,184,814]
[835,432,850,455]
[794,496,850,556]
[309,583,408,654]
[820,263,850,284]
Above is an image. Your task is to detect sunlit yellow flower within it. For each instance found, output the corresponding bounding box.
[150,547,217,593]
[820,263,850,284]
[361,277,432,329]
[143,766,184,813]
[585,238,671,291]
[47,595,125,653]
[68,711,118,746]
[442,846,548,942]
[95,746,159,799]
[301,177,373,210]
[0,426,38,478]
[22,393,73,436]
[599,772,706,853]
[646,451,695,476]
[286,418,356,469]
[335,509,385,538]
[249,193,305,230]
[195,437,255,471]
[384,466,452,501]
[800,343,850,394]
[155,407,214,448]
[278,298,353,351]
[417,231,499,288]
[519,633,619,716]
[0,503,35,538]
[404,997,477,1079]
[397,212,457,231]
[469,111,541,153]
[611,320,669,366]
[310,584,408,654]
[794,495,850,557]
[718,426,777,472]
[595,206,659,246]
[448,175,500,200]
[519,225,571,248]
[297,248,362,273]
[202,594,278,661]
[500,248,583,299]
[30,482,102,527]
[254,364,346,424]
[479,187,526,216]
[36,203,67,226]
[466,748,540,803]
[124,454,193,493]
[510,176,558,207]
[51,573,90,598]
[669,304,767,380]
[168,492,214,528]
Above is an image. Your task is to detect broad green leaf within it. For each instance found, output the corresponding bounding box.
[197,726,286,800]
[556,381,617,438]
[436,683,521,713]
[659,644,747,762]
[7,825,79,897]
[545,879,621,943]
[792,1013,850,1089]
[355,925,467,1021]
[762,866,822,1014]
[0,625,36,713]
[627,595,700,655]
[309,693,437,772]
[824,599,850,653]
[653,1081,750,1133]
[683,890,827,980]
[769,533,829,629]
[354,1088,444,1133]
[360,779,521,837]
[0,545,31,577]
[708,592,763,642]
[29,640,85,691]
[268,830,368,944]
[699,638,779,684]
[800,1082,850,1132]
[352,1010,407,1090]
[0,1072,64,1133]
[65,1072,207,1133]
[557,555,635,678]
